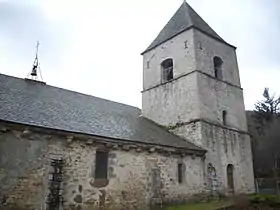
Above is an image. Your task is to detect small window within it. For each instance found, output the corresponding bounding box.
[184,40,188,49]
[146,61,150,69]
[227,164,235,193]
[222,110,227,125]
[95,150,108,179]
[178,163,183,184]
[161,58,173,82]
[214,56,223,79]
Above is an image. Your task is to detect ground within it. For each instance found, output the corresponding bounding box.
[164,199,232,210]
[164,194,280,210]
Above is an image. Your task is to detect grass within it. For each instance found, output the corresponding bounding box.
[164,194,280,210]
[248,193,280,204]
[164,199,232,210]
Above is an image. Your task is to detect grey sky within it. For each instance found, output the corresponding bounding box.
[0,0,279,110]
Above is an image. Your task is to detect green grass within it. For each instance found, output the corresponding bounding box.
[248,193,280,204]
[164,200,232,210]
[164,194,280,210]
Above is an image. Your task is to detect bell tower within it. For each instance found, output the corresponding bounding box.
[141,2,255,194]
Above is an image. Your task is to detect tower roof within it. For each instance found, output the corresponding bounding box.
[142,2,232,54]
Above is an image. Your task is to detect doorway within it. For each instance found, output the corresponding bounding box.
[227,164,235,194]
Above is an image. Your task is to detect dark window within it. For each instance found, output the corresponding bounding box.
[184,40,188,49]
[198,42,203,50]
[222,110,227,125]
[95,150,108,179]
[161,58,173,82]
[146,61,150,69]
[178,163,183,183]
[214,56,223,79]
[227,164,235,193]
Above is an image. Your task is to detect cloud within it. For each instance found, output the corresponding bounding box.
[0,0,279,110]
[189,0,280,109]
[0,1,75,77]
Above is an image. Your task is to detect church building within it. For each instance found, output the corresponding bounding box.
[0,2,254,210]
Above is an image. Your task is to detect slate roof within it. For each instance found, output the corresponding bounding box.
[0,73,204,152]
[142,2,229,54]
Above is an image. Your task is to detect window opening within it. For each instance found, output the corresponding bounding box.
[95,150,108,179]
[161,58,173,82]
[222,110,227,125]
[178,163,183,183]
[214,56,223,79]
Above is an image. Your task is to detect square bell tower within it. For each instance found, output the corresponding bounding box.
[141,2,255,195]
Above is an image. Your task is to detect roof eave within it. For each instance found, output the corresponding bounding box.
[141,26,236,55]
[0,119,206,156]
[141,26,193,55]
[193,26,237,49]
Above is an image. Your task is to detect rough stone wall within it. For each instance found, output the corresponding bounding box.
[142,74,199,126]
[197,72,248,131]
[193,29,248,131]
[142,29,196,90]
[190,29,254,193]
[141,26,255,195]
[0,129,50,210]
[0,125,205,210]
[193,29,241,87]
[142,29,200,126]
[172,121,255,194]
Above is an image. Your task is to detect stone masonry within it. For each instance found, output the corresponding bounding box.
[0,2,256,210]
[0,122,205,210]
[142,11,255,195]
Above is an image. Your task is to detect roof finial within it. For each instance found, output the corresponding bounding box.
[26,41,45,84]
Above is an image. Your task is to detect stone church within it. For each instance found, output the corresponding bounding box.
[0,2,254,210]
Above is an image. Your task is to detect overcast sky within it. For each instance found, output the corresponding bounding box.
[0,0,279,110]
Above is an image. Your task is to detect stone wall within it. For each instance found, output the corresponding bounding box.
[193,29,241,87]
[197,72,248,130]
[141,26,255,196]
[142,28,200,127]
[142,73,199,126]
[142,29,196,90]
[141,28,247,131]
[172,121,255,195]
[0,123,205,210]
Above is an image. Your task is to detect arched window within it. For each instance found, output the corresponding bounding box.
[161,58,173,82]
[214,56,223,79]
[178,163,183,184]
[222,110,227,125]
[227,164,235,194]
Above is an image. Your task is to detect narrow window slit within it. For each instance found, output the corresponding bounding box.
[178,163,183,184]
[95,150,108,179]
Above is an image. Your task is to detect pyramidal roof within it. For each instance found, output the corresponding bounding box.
[142,2,231,54]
